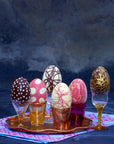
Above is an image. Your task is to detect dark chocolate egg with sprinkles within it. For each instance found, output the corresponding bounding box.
[11,77,31,104]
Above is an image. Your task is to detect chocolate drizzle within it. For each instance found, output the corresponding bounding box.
[43,65,62,93]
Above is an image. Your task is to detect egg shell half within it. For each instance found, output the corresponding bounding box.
[51,82,72,108]
[30,78,47,103]
[42,65,62,94]
[69,79,87,104]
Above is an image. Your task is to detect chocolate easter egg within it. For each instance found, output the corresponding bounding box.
[90,66,110,94]
[11,77,31,104]
[42,65,62,94]
[30,78,47,104]
[69,79,87,104]
[51,82,72,108]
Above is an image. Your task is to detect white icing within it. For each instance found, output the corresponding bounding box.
[35,79,41,84]
[31,97,36,102]
[39,88,46,94]
[31,88,36,95]
[39,98,45,103]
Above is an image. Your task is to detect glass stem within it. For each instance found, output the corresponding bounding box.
[18,115,23,127]
[96,106,103,126]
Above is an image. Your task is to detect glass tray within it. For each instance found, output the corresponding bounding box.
[6,114,92,134]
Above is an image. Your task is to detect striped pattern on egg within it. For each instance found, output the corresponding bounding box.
[11,77,31,104]
[30,78,47,103]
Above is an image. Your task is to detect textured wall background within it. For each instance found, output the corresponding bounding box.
[0,0,114,88]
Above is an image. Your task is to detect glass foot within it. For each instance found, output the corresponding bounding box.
[17,123,29,129]
[18,123,24,128]
[91,125,108,130]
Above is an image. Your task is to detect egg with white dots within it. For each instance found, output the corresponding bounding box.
[11,77,31,105]
[30,78,47,104]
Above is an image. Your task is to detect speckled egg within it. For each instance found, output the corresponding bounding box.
[30,78,47,104]
[42,65,62,94]
[51,82,72,108]
[69,79,87,104]
[11,77,31,104]
[90,66,110,94]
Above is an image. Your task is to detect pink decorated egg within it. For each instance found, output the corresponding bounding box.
[51,82,72,108]
[69,79,87,104]
[30,78,47,104]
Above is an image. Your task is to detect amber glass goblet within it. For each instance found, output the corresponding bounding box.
[91,91,108,130]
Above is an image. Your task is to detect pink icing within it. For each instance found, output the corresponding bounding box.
[52,83,72,108]
[30,78,47,103]
[69,79,87,104]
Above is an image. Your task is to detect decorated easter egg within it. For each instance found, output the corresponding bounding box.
[69,79,87,104]
[30,78,47,104]
[42,65,62,94]
[51,82,72,108]
[90,66,110,94]
[11,77,31,104]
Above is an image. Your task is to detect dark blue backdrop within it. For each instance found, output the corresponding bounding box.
[0,0,114,143]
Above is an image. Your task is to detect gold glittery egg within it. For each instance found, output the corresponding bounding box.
[90,66,110,94]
